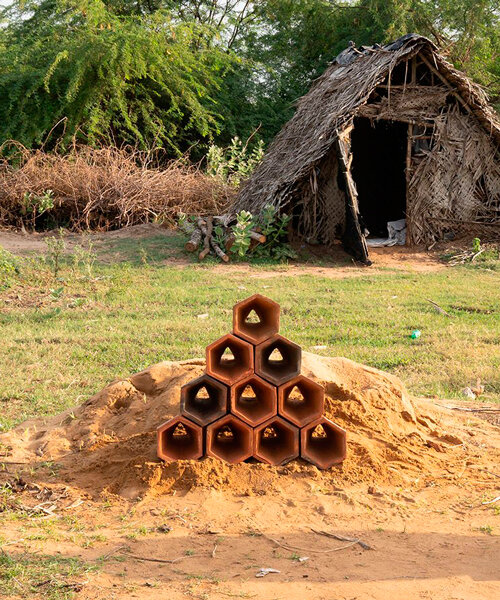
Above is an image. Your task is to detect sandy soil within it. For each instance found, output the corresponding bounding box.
[1,353,498,599]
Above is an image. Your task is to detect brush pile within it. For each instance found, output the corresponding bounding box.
[0,144,234,231]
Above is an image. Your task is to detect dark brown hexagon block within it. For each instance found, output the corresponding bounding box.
[230,375,277,426]
[300,417,347,470]
[255,334,301,386]
[233,294,280,345]
[254,416,299,466]
[206,414,253,464]
[157,416,203,462]
[180,374,228,426]
[206,333,254,386]
[278,375,324,427]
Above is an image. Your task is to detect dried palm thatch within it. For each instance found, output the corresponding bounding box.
[0,144,234,231]
[235,34,500,248]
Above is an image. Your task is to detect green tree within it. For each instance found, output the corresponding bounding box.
[0,0,233,152]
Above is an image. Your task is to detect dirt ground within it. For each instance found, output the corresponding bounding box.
[1,353,499,599]
[0,223,447,274]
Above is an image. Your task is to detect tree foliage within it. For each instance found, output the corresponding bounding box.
[0,0,498,153]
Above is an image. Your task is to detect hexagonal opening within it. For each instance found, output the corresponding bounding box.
[206,415,253,464]
[157,417,203,462]
[233,294,280,344]
[278,376,324,427]
[254,417,299,466]
[206,334,254,386]
[181,375,228,426]
[231,375,277,426]
[301,418,346,469]
[255,334,301,386]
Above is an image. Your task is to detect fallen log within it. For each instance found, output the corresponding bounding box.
[185,228,202,252]
[249,231,266,243]
[199,216,213,261]
[211,239,230,262]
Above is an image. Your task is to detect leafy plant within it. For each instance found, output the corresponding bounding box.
[254,204,295,260]
[0,245,20,289]
[213,224,226,249]
[472,237,481,253]
[45,230,66,279]
[72,239,97,280]
[206,137,265,186]
[230,210,255,257]
[22,189,55,228]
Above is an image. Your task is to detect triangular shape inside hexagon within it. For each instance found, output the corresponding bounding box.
[312,424,327,438]
[221,346,236,363]
[173,423,188,437]
[195,386,210,401]
[268,347,284,364]
[240,385,257,404]
[245,309,261,324]
[287,385,305,405]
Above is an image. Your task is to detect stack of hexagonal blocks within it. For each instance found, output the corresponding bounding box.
[157,294,346,469]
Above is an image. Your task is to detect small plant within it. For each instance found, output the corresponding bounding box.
[231,210,254,257]
[206,136,264,187]
[45,229,66,279]
[22,189,55,228]
[478,524,493,535]
[0,246,20,289]
[72,238,97,279]
[472,237,481,253]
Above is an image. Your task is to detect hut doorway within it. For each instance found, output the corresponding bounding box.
[351,117,408,238]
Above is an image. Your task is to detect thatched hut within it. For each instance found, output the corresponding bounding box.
[235,34,500,263]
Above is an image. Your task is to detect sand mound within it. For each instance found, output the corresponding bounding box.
[0,353,478,499]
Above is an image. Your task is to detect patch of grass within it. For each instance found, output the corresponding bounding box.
[0,551,98,599]
[0,235,499,429]
[478,525,494,535]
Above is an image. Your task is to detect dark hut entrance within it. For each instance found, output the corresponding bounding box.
[351,117,408,238]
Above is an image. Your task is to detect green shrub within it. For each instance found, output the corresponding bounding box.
[0,246,20,289]
[206,137,265,187]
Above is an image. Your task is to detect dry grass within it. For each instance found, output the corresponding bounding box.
[0,143,234,231]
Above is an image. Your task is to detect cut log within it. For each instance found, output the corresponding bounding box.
[211,239,230,262]
[185,228,202,252]
[197,218,207,236]
[199,217,213,261]
[249,231,266,243]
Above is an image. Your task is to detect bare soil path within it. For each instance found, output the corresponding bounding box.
[0,224,447,275]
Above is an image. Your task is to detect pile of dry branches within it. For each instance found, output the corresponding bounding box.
[0,143,234,230]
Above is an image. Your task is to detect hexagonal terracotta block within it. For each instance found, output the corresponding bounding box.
[255,334,301,386]
[230,375,277,426]
[278,375,324,427]
[300,417,347,470]
[180,374,228,426]
[206,414,253,464]
[233,294,280,344]
[254,416,299,466]
[206,333,254,386]
[157,416,203,462]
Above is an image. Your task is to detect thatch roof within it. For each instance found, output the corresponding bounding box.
[235,34,500,213]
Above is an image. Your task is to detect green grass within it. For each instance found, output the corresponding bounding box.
[0,233,499,429]
[0,551,98,599]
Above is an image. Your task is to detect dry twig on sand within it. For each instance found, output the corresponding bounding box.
[260,532,359,554]
[310,528,373,550]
